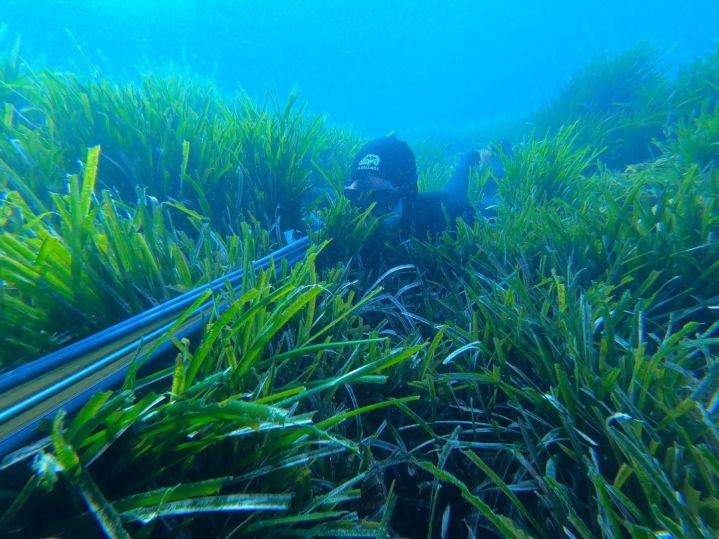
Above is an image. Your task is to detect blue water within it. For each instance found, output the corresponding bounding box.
[2,0,718,136]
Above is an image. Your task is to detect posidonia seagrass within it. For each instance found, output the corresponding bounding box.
[1,38,718,538]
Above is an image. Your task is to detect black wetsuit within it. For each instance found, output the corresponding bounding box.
[399,151,478,236]
[400,192,474,236]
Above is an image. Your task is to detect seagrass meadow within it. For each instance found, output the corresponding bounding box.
[0,37,718,538]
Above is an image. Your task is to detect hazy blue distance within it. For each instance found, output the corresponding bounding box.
[2,0,718,138]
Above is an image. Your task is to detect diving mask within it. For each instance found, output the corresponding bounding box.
[343,187,402,215]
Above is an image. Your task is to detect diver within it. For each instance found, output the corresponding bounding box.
[343,134,505,236]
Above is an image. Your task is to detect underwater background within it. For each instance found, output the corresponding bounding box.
[4,0,719,135]
[1,1,719,538]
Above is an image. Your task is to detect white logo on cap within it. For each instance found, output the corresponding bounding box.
[358,153,381,171]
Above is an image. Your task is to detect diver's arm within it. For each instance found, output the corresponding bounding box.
[441,150,481,200]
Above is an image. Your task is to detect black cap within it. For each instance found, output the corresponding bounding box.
[350,136,417,197]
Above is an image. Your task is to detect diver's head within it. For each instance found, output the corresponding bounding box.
[344,135,417,230]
